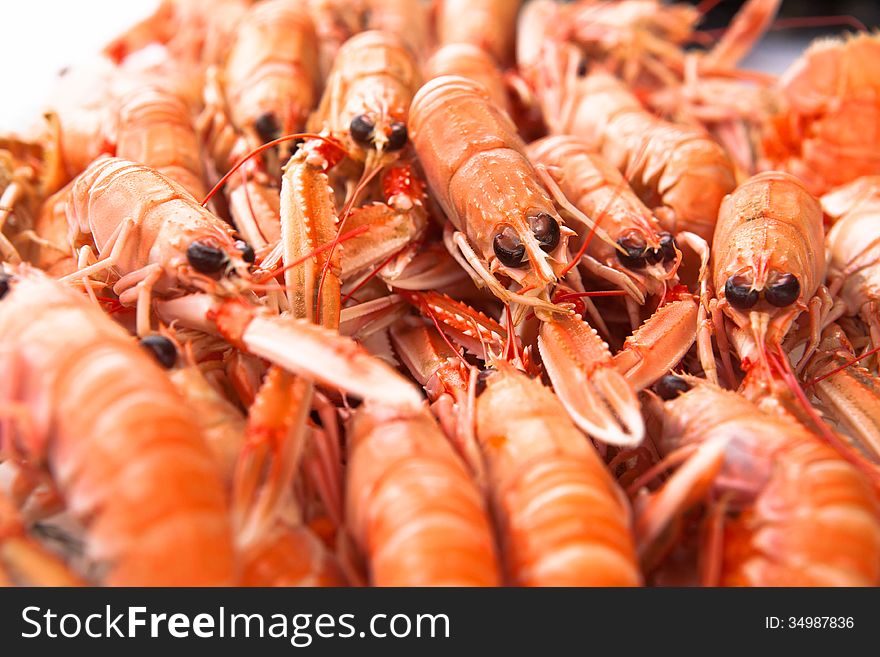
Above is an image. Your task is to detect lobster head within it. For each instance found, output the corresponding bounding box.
[313,31,420,161]
[158,213,255,295]
[712,172,824,354]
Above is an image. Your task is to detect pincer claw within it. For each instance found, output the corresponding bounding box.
[539,315,645,447]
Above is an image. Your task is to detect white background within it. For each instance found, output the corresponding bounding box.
[0,0,158,131]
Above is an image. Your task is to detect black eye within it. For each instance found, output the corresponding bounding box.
[0,272,10,299]
[235,239,256,265]
[475,367,495,397]
[254,112,280,143]
[725,275,759,310]
[492,226,527,268]
[386,122,408,151]
[530,213,560,252]
[616,235,647,270]
[187,241,228,274]
[659,233,677,262]
[655,374,692,400]
[350,114,375,147]
[764,273,800,307]
[140,335,177,369]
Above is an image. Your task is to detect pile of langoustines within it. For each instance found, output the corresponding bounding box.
[0,0,878,586]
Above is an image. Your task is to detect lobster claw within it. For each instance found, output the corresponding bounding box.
[539,315,644,447]
[157,295,424,412]
[613,291,699,392]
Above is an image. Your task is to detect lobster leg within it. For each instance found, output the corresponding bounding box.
[233,367,313,545]
[302,392,345,528]
[135,265,163,337]
[389,319,486,483]
[634,437,729,565]
[380,241,470,291]
[227,175,282,249]
[339,294,408,340]
[579,254,645,304]
[795,286,845,374]
[0,182,25,263]
[696,296,719,385]
[74,246,100,306]
[443,225,490,289]
[712,300,738,387]
[232,367,347,587]
[625,297,641,332]
[59,216,136,283]
[397,289,508,359]
[699,492,733,588]
[701,0,782,71]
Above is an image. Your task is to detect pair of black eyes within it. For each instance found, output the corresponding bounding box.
[492,213,561,268]
[725,273,800,310]
[350,115,408,151]
[186,240,255,274]
[616,233,677,270]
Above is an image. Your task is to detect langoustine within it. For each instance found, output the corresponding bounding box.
[637,378,880,586]
[0,266,235,585]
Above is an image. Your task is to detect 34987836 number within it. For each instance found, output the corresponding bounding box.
[788,617,854,629]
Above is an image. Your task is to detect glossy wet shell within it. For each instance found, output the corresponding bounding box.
[346,404,502,586]
[436,0,522,67]
[476,367,641,586]
[0,271,235,585]
[116,85,207,199]
[426,43,511,115]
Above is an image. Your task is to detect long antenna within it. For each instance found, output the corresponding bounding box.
[201,133,345,207]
